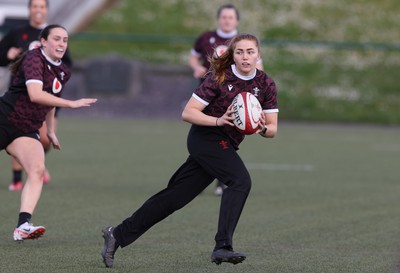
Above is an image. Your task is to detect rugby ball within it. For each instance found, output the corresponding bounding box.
[231,92,262,135]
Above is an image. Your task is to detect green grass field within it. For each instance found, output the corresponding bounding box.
[1,118,400,273]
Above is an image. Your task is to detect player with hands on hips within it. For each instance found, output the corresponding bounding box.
[101,33,278,268]
[0,24,97,241]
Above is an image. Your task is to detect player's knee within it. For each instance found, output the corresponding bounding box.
[26,162,45,181]
[227,174,252,193]
[240,176,252,193]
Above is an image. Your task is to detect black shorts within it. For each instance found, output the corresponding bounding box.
[0,114,40,151]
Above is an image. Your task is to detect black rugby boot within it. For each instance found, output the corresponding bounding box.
[211,248,246,265]
[101,226,120,268]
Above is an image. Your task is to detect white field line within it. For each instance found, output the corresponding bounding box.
[372,145,400,152]
[246,163,316,172]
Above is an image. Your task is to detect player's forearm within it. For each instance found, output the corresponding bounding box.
[45,108,56,134]
[182,107,217,126]
[188,55,202,70]
[29,91,72,108]
[259,113,278,138]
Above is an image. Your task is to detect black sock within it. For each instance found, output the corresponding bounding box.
[17,212,32,227]
[13,170,23,184]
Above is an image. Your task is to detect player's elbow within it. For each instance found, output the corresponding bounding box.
[28,93,40,104]
[181,108,190,122]
[269,128,278,138]
[265,126,278,138]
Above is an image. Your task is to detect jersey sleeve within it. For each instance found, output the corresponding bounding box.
[193,74,219,106]
[22,50,44,84]
[192,33,206,57]
[0,31,15,66]
[261,77,279,113]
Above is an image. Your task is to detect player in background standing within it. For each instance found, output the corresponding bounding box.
[101,33,278,268]
[0,24,97,240]
[188,3,263,196]
[0,0,72,191]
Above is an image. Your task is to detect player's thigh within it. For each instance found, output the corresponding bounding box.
[193,143,250,187]
[6,137,45,173]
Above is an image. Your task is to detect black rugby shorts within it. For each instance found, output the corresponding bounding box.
[0,114,40,150]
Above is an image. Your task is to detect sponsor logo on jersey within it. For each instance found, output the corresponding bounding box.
[214,45,228,57]
[28,40,41,51]
[52,78,62,94]
[209,37,216,44]
[228,84,234,91]
[60,72,65,81]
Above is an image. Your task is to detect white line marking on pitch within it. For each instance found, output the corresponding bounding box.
[246,163,316,172]
[372,145,400,152]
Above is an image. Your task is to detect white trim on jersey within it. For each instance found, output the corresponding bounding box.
[231,64,256,81]
[264,109,279,113]
[190,48,202,57]
[26,79,43,85]
[40,49,62,66]
[216,28,238,39]
[192,93,209,106]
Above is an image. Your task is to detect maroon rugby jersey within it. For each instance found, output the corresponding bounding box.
[0,48,71,132]
[191,29,237,71]
[193,64,278,149]
[0,24,73,67]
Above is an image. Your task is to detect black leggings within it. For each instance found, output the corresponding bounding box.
[114,126,251,250]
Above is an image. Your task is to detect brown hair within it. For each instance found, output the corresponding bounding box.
[217,3,240,20]
[28,0,49,8]
[10,24,66,75]
[209,33,260,84]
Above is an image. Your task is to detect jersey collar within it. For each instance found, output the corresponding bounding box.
[216,28,238,39]
[31,23,48,29]
[40,48,62,66]
[231,64,256,81]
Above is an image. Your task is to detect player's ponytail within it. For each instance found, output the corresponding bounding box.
[210,33,260,85]
[209,44,233,85]
[9,51,28,75]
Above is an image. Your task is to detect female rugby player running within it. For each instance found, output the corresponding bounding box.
[101,33,278,268]
[0,24,97,241]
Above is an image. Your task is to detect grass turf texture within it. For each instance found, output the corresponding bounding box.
[1,118,400,273]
